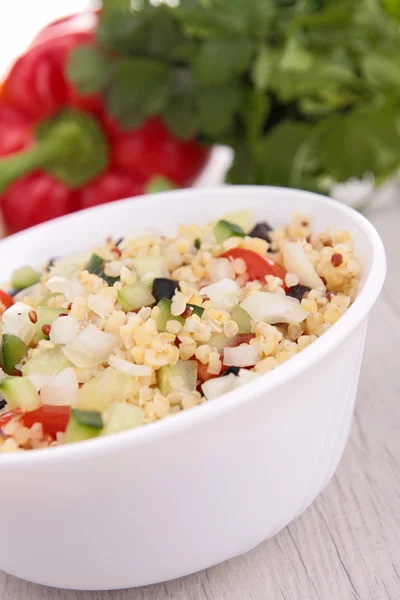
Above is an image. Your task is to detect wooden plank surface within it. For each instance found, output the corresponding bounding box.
[1,193,399,600]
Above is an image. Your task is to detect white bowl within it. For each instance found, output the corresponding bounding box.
[0,186,386,590]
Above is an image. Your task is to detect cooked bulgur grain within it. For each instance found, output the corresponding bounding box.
[0,210,360,452]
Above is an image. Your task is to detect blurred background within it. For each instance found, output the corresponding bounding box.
[1,0,399,236]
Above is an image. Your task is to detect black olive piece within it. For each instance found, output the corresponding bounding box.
[115,237,124,247]
[221,366,240,377]
[0,398,7,411]
[46,257,59,271]
[152,278,180,303]
[248,222,273,243]
[8,289,19,297]
[287,284,311,302]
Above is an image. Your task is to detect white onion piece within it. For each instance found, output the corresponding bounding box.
[40,368,78,406]
[62,324,121,368]
[283,242,326,290]
[223,344,259,367]
[199,278,240,308]
[237,369,260,384]
[2,302,37,344]
[87,294,115,318]
[208,258,235,282]
[201,373,239,400]
[50,315,80,345]
[108,355,152,377]
[27,373,52,392]
[46,276,85,301]
[48,252,89,277]
[240,291,309,325]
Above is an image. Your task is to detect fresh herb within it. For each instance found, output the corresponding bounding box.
[68,0,400,193]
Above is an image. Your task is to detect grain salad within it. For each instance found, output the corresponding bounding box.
[0,210,361,452]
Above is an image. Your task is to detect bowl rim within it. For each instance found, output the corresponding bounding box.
[0,185,386,469]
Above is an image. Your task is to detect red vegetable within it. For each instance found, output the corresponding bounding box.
[0,408,21,428]
[221,248,287,283]
[0,289,15,314]
[22,405,71,435]
[0,14,209,234]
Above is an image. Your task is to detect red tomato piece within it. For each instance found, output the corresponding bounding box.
[22,405,71,435]
[0,289,14,311]
[0,408,22,428]
[221,248,287,283]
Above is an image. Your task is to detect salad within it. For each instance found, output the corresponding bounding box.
[0,210,360,452]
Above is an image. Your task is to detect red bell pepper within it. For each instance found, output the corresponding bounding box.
[0,13,210,234]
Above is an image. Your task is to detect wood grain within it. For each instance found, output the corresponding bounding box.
[1,193,399,600]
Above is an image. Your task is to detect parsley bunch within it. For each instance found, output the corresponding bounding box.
[69,0,400,193]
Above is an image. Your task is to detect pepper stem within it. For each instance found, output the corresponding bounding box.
[0,110,108,194]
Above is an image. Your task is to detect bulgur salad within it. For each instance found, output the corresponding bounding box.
[0,210,360,452]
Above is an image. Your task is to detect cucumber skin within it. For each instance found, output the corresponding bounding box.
[1,334,29,376]
[64,413,102,444]
[213,220,245,244]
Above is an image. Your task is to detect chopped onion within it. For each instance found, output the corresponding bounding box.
[62,324,121,368]
[108,355,152,377]
[240,291,309,325]
[199,278,240,308]
[237,369,260,384]
[283,242,326,290]
[201,373,239,400]
[223,344,259,367]
[48,252,89,277]
[40,368,78,406]
[27,373,52,392]
[2,302,37,344]
[46,276,85,302]
[209,258,235,282]
[87,294,115,318]
[50,315,80,345]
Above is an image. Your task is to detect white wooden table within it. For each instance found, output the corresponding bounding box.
[1,190,399,600]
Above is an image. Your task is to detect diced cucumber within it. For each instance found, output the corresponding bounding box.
[118,282,155,312]
[188,304,204,318]
[213,220,245,244]
[1,334,29,375]
[22,347,72,377]
[35,306,68,341]
[155,299,184,332]
[230,305,252,334]
[85,253,119,286]
[72,408,103,429]
[11,266,41,290]
[0,376,41,411]
[102,402,145,436]
[64,410,102,444]
[155,299,204,332]
[75,367,137,411]
[220,210,253,232]
[131,256,168,288]
[85,253,104,274]
[157,359,197,396]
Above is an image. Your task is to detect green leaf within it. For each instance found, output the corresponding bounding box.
[227,144,258,185]
[361,51,400,92]
[106,58,172,129]
[309,103,400,182]
[256,121,312,188]
[161,68,198,140]
[66,46,112,94]
[252,45,273,91]
[196,81,243,136]
[279,39,313,72]
[383,0,400,20]
[242,88,270,144]
[193,38,254,85]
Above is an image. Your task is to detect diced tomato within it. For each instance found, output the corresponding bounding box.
[0,408,22,428]
[221,248,287,283]
[197,361,218,383]
[236,333,255,345]
[0,289,14,313]
[22,405,71,435]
